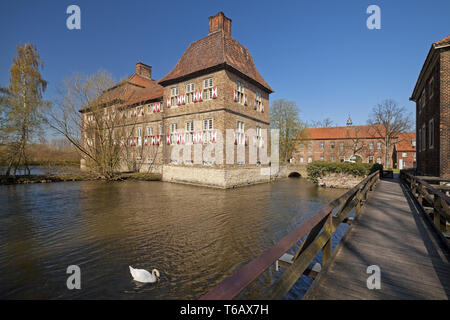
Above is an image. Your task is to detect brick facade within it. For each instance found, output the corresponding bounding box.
[410,35,450,178]
[293,124,395,167]
[80,12,273,176]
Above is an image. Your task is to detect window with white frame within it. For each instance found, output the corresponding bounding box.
[203,78,213,100]
[170,87,178,107]
[369,141,374,149]
[255,91,262,111]
[146,126,153,136]
[186,83,195,104]
[308,156,313,163]
[320,142,324,150]
[256,126,262,139]
[186,121,194,144]
[299,143,304,150]
[377,142,382,150]
[203,118,213,143]
[136,127,143,146]
[236,81,245,104]
[159,124,163,135]
[411,140,416,148]
[402,152,408,157]
[428,77,434,99]
[237,121,245,145]
[340,142,344,150]
[170,123,177,145]
[308,142,312,150]
[429,118,434,149]
[330,156,335,162]
[369,156,374,163]
[300,156,304,163]
[330,141,335,149]
[376,157,382,164]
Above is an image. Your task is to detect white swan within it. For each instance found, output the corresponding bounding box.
[129,266,160,283]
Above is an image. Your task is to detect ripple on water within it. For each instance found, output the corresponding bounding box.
[0,179,345,299]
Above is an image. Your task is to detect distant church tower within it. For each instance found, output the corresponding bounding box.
[346,115,353,126]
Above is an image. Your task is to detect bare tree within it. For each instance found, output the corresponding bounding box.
[0,43,49,176]
[309,117,335,128]
[345,126,368,161]
[48,70,159,178]
[368,99,413,168]
[270,99,306,162]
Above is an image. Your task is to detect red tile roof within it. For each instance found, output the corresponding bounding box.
[81,73,163,112]
[297,125,385,140]
[159,30,273,93]
[395,132,416,152]
[434,35,450,47]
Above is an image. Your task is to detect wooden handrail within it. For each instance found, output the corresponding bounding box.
[200,170,380,300]
[400,171,450,232]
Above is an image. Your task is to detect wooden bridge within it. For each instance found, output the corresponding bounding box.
[201,171,450,300]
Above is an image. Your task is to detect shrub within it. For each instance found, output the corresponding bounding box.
[307,161,383,183]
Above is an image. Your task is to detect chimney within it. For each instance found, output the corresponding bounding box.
[209,12,231,36]
[136,62,152,79]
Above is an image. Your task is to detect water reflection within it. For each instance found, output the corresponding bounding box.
[0,178,344,299]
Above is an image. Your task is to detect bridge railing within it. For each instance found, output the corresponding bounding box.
[200,170,380,300]
[400,171,450,234]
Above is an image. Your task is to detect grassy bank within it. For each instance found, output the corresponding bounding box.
[0,172,162,185]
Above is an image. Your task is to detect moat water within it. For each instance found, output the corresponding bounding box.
[0,178,348,299]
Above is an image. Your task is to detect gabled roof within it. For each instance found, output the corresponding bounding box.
[81,73,163,112]
[296,125,385,140]
[395,132,416,152]
[158,30,273,93]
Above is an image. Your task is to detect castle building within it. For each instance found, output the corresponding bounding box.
[80,12,274,188]
[292,122,416,169]
[410,35,450,178]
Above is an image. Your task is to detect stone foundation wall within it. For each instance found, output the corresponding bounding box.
[161,164,288,188]
[317,173,364,189]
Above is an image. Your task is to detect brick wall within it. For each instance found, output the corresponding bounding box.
[416,57,441,177]
[440,49,450,178]
[292,137,391,167]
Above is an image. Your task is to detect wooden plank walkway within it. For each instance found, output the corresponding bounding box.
[304,176,450,300]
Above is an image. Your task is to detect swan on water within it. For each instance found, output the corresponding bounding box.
[129,266,160,283]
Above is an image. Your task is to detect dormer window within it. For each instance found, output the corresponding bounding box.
[203,78,213,100]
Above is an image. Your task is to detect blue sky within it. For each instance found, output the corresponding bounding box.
[1,0,449,127]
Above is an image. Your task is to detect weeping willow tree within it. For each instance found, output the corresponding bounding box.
[0,43,49,176]
[270,99,306,162]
